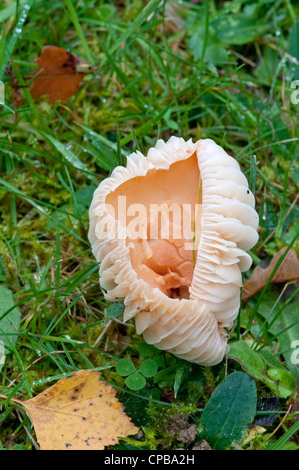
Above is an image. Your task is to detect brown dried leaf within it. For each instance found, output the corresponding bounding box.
[23,370,138,450]
[29,45,88,104]
[242,248,299,302]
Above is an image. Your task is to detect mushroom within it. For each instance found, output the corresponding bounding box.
[89,137,259,365]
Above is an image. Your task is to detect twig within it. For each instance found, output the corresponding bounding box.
[92,320,113,348]
[230,50,256,67]
[266,404,292,441]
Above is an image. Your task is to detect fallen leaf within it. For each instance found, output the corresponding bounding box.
[242,425,266,446]
[29,45,89,104]
[242,248,299,302]
[23,370,138,450]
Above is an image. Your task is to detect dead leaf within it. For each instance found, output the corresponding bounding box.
[23,370,138,450]
[242,425,266,446]
[242,248,299,302]
[29,45,89,104]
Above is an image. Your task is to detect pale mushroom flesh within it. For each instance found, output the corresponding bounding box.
[88,137,259,366]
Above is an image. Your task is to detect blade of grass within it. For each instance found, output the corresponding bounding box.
[0,0,28,23]
[120,103,172,146]
[257,313,299,353]
[97,38,146,111]
[199,0,210,72]
[55,231,61,314]
[64,0,94,65]
[268,420,299,450]
[276,167,289,239]
[105,0,163,59]
[249,154,257,195]
[0,1,33,81]
[43,292,83,338]
[252,284,299,350]
[37,131,98,183]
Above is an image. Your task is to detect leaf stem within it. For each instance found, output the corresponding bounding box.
[0,393,24,406]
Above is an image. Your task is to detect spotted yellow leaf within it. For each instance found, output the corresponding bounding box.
[23,369,138,450]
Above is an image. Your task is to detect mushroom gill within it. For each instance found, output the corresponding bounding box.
[89,137,259,366]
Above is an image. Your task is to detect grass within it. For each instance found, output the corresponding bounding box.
[0,0,299,451]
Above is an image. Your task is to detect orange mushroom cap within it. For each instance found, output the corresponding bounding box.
[89,137,259,365]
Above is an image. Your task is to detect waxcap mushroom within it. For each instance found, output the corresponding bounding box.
[89,137,259,365]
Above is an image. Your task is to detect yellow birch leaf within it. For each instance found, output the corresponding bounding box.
[23,369,139,450]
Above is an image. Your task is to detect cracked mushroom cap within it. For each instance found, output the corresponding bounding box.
[88,137,259,366]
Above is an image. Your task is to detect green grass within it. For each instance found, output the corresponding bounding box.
[0,0,299,451]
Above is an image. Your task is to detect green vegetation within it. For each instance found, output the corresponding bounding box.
[0,0,299,450]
